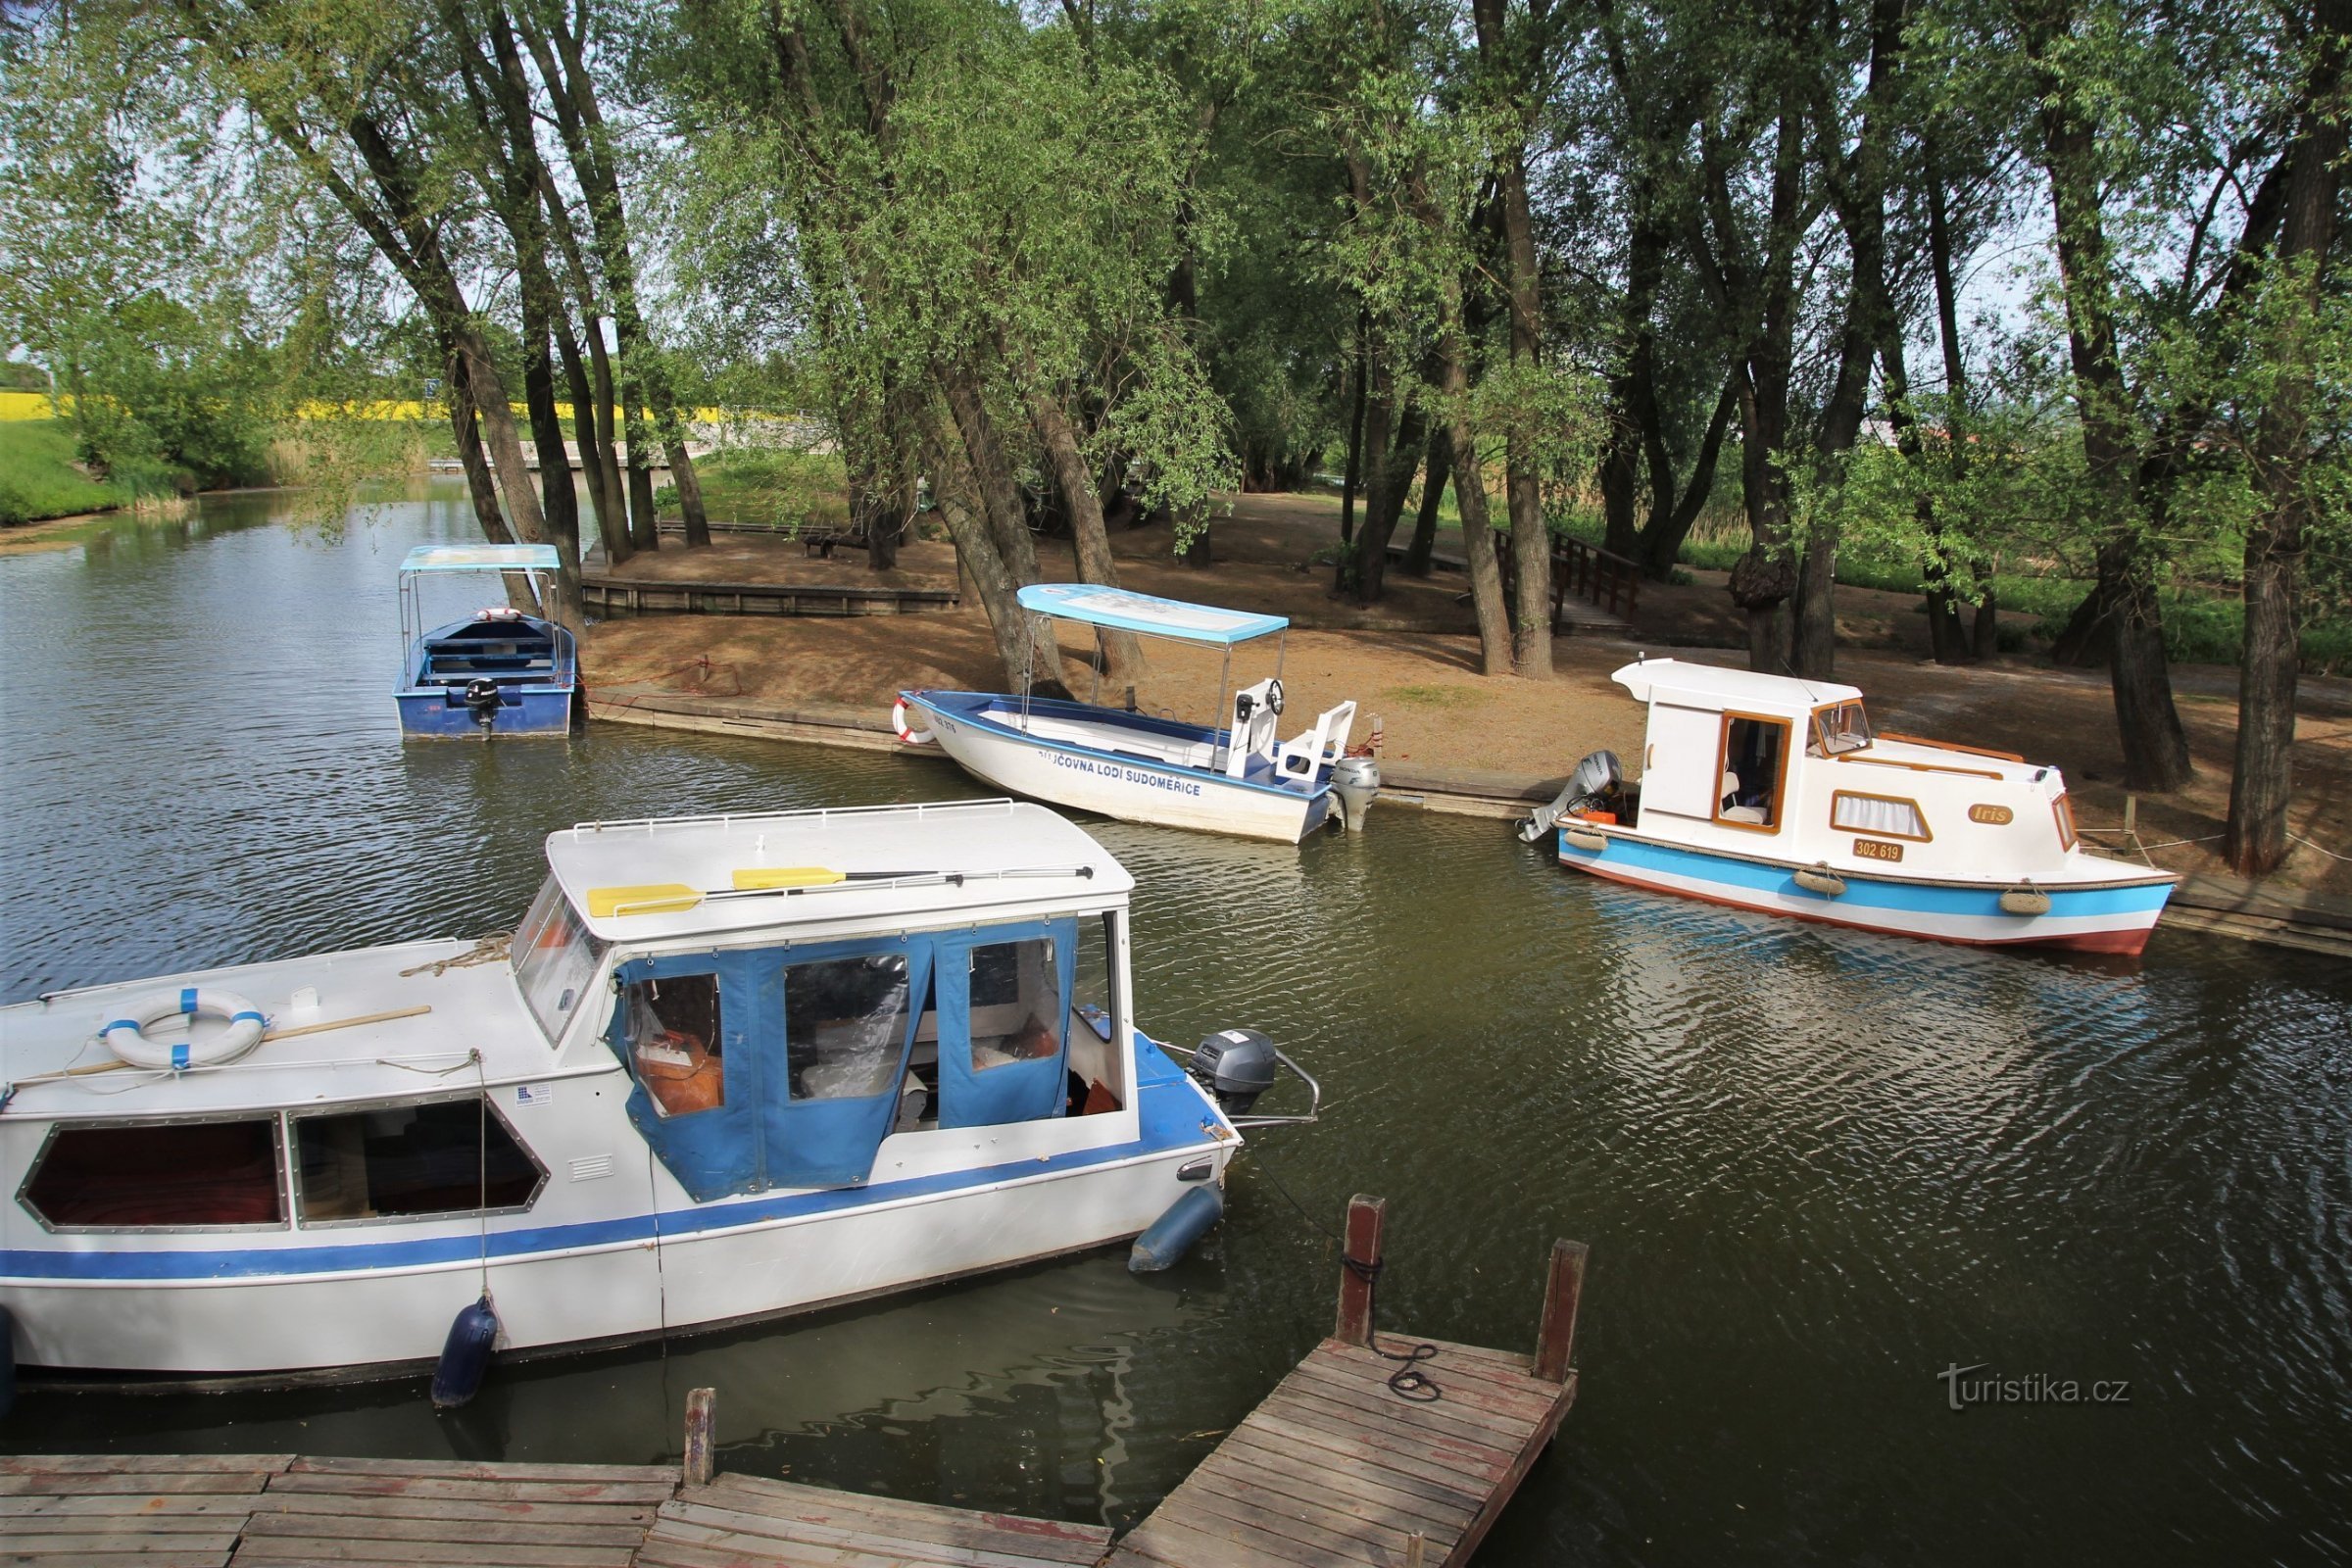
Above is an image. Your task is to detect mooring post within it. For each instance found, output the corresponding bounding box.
[1533,1239,1589,1384]
[683,1387,716,1487]
[1335,1195,1387,1348]
[1403,1531,1427,1568]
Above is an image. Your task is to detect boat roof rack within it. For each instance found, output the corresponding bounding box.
[401,544,563,574]
[1016,583,1287,646]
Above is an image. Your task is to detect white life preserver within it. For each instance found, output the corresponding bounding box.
[892,696,935,745]
[96,988,269,1072]
[479,606,524,621]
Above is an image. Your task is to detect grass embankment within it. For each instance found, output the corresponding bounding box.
[655,449,851,531]
[0,419,128,524]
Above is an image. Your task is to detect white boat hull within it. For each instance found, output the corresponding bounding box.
[914,698,1327,843]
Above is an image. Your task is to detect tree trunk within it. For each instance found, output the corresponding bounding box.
[1637,378,1734,581]
[554,309,627,565]
[2228,9,2346,873]
[930,429,1043,695]
[1599,205,1667,562]
[1340,314,1366,546]
[1404,428,1449,575]
[517,320,585,629]
[1015,342,1140,681]
[1351,400,1427,605]
[2037,66,2192,791]
[447,349,512,545]
[940,368,1062,690]
[1473,0,1552,678]
[1340,345,1396,595]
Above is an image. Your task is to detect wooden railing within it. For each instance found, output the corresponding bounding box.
[1552,535,1642,623]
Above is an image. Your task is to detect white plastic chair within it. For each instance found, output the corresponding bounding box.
[1274,700,1357,783]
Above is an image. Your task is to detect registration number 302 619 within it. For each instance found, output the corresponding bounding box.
[1852,838,1904,862]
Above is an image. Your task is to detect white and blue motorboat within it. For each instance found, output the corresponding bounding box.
[1521,659,2178,955]
[0,800,1313,1382]
[896,584,1381,842]
[395,544,577,738]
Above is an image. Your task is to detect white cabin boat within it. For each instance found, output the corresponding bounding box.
[897,585,1380,843]
[1521,659,2178,956]
[0,801,1307,1382]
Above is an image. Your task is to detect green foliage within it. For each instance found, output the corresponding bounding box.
[652,448,850,528]
[0,418,129,523]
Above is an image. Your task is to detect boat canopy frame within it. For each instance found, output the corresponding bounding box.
[1012,583,1289,737]
[397,545,561,662]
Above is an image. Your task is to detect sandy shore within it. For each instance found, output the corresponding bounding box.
[585,492,2352,899]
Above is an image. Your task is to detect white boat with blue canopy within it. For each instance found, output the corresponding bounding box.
[0,800,1315,1384]
[396,544,576,738]
[896,584,1380,842]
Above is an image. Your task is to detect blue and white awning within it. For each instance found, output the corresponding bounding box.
[400,544,563,574]
[1015,584,1287,646]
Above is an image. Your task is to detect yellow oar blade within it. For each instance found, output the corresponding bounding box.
[732,866,847,890]
[588,883,702,917]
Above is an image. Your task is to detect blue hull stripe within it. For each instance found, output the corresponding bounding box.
[1565,832,2172,916]
[0,1079,1217,1284]
[906,691,1329,803]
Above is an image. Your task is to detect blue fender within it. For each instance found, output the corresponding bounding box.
[429,1297,499,1410]
[1129,1185,1225,1273]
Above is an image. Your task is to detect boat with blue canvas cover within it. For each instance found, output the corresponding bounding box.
[1520,659,2178,955]
[395,544,576,737]
[0,800,1315,1381]
[896,584,1382,842]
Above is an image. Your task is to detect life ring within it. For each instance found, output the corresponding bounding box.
[97,988,269,1072]
[479,606,524,620]
[892,696,935,745]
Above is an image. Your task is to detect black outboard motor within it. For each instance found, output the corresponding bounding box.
[463,678,503,729]
[1189,1029,1280,1116]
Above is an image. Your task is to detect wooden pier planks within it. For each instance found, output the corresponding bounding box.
[634,1471,1115,1568]
[233,1456,674,1568]
[1102,1340,1575,1568]
[1,1453,289,1568]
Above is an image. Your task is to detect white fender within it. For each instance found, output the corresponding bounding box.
[97,988,269,1072]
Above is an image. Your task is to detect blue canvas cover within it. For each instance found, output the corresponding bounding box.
[768,937,932,1188]
[933,920,1075,1129]
[611,952,772,1200]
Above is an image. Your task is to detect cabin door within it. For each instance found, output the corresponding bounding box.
[933,920,1077,1130]
[1640,703,1725,820]
[765,937,933,1189]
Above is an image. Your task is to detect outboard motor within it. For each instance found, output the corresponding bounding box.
[462,678,503,730]
[1189,1029,1280,1116]
[1519,749,1622,843]
[1330,755,1382,832]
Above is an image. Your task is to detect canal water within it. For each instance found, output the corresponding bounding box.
[3,485,2348,1565]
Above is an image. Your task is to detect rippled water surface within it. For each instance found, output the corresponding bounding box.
[4,487,2349,1565]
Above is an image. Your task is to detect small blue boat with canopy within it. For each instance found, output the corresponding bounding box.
[395,545,577,738]
[894,584,1380,842]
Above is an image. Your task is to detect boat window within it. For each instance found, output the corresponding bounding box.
[23,1119,284,1231]
[293,1098,543,1224]
[1811,700,1873,756]
[1716,714,1789,831]
[514,875,609,1045]
[2053,793,2079,851]
[787,954,913,1101]
[968,938,1063,1074]
[1831,791,1931,842]
[620,973,726,1117]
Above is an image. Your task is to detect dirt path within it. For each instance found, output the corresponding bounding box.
[588,491,2352,897]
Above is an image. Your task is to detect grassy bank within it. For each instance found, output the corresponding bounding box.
[655,448,850,529]
[0,419,128,523]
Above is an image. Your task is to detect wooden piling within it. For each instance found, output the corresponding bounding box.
[682,1387,716,1488]
[1533,1239,1589,1384]
[1334,1193,1388,1348]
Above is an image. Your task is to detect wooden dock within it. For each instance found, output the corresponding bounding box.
[3,1198,1584,1568]
[579,573,958,619]
[1105,1197,1584,1568]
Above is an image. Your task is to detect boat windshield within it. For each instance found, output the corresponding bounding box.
[1812,700,1873,756]
[514,874,609,1044]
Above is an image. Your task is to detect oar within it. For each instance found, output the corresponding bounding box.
[588,864,1095,919]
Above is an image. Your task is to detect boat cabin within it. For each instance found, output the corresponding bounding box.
[1610,659,2091,883]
